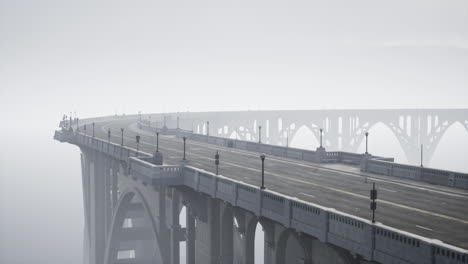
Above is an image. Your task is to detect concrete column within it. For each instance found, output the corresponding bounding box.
[88,151,107,264]
[186,207,196,264]
[195,196,220,264]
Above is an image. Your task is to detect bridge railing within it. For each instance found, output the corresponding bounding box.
[364,159,468,190]
[139,121,468,190]
[181,164,468,264]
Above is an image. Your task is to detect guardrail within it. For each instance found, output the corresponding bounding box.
[182,165,468,264]
[138,121,468,190]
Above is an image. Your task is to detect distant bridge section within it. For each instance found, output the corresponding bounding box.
[145,109,468,167]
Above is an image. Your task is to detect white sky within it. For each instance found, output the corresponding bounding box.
[1,0,468,121]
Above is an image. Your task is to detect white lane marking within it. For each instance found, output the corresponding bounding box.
[416,225,433,231]
[380,188,397,193]
[300,193,315,198]
[126,123,468,199]
[100,123,468,224]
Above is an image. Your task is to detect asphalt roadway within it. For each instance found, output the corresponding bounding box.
[89,119,468,249]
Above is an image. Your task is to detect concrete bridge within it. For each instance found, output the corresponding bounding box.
[55,112,468,264]
[146,109,468,166]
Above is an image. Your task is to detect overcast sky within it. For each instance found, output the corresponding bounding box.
[0,1,467,263]
[1,0,468,120]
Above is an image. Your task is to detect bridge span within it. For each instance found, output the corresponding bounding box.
[55,113,468,264]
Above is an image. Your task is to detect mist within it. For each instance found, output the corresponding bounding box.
[1,0,467,263]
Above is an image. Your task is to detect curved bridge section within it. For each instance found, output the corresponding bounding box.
[55,115,468,264]
[146,109,468,166]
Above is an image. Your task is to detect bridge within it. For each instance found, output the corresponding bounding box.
[147,109,468,166]
[55,110,468,264]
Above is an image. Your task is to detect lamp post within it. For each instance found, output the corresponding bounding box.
[365,132,369,154]
[136,135,140,153]
[92,122,95,137]
[76,118,79,131]
[215,151,220,175]
[260,153,266,189]
[286,129,289,148]
[121,128,124,146]
[182,136,187,160]
[370,183,377,223]
[108,129,111,142]
[206,121,210,136]
[319,128,323,148]
[420,144,423,167]
[156,132,159,152]
[84,123,87,136]
[258,125,262,143]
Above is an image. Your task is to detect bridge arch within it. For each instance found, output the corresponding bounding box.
[430,121,468,172]
[289,125,320,150]
[355,122,409,164]
[104,188,165,264]
[275,229,310,264]
[245,217,270,264]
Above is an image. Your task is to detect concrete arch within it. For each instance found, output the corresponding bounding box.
[104,188,165,264]
[275,229,310,264]
[288,125,321,150]
[245,217,271,264]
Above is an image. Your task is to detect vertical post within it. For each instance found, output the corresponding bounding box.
[319,128,323,148]
[107,129,111,142]
[69,113,72,129]
[92,122,95,137]
[182,136,187,160]
[76,118,79,131]
[121,128,124,146]
[136,135,140,153]
[156,132,159,152]
[365,132,369,154]
[84,123,87,136]
[420,144,423,167]
[258,125,262,143]
[164,116,167,127]
[370,183,377,223]
[206,121,210,136]
[286,130,289,148]
[215,151,220,175]
[260,154,266,189]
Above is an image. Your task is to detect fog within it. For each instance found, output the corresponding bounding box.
[1,0,467,263]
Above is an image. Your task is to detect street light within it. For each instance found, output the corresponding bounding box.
[365,132,369,154]
[258,125,262,143]
[215,151,220,175]
[319,128,323,148]
[182,136,187,160]
[136,135,140,153]
[421,144,423,168]
[121,128,124,146]
[260,153,266,189]
[156,132,159,152]
[92,122,95,137]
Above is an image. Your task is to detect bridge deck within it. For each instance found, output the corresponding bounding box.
[94,119,468,249]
